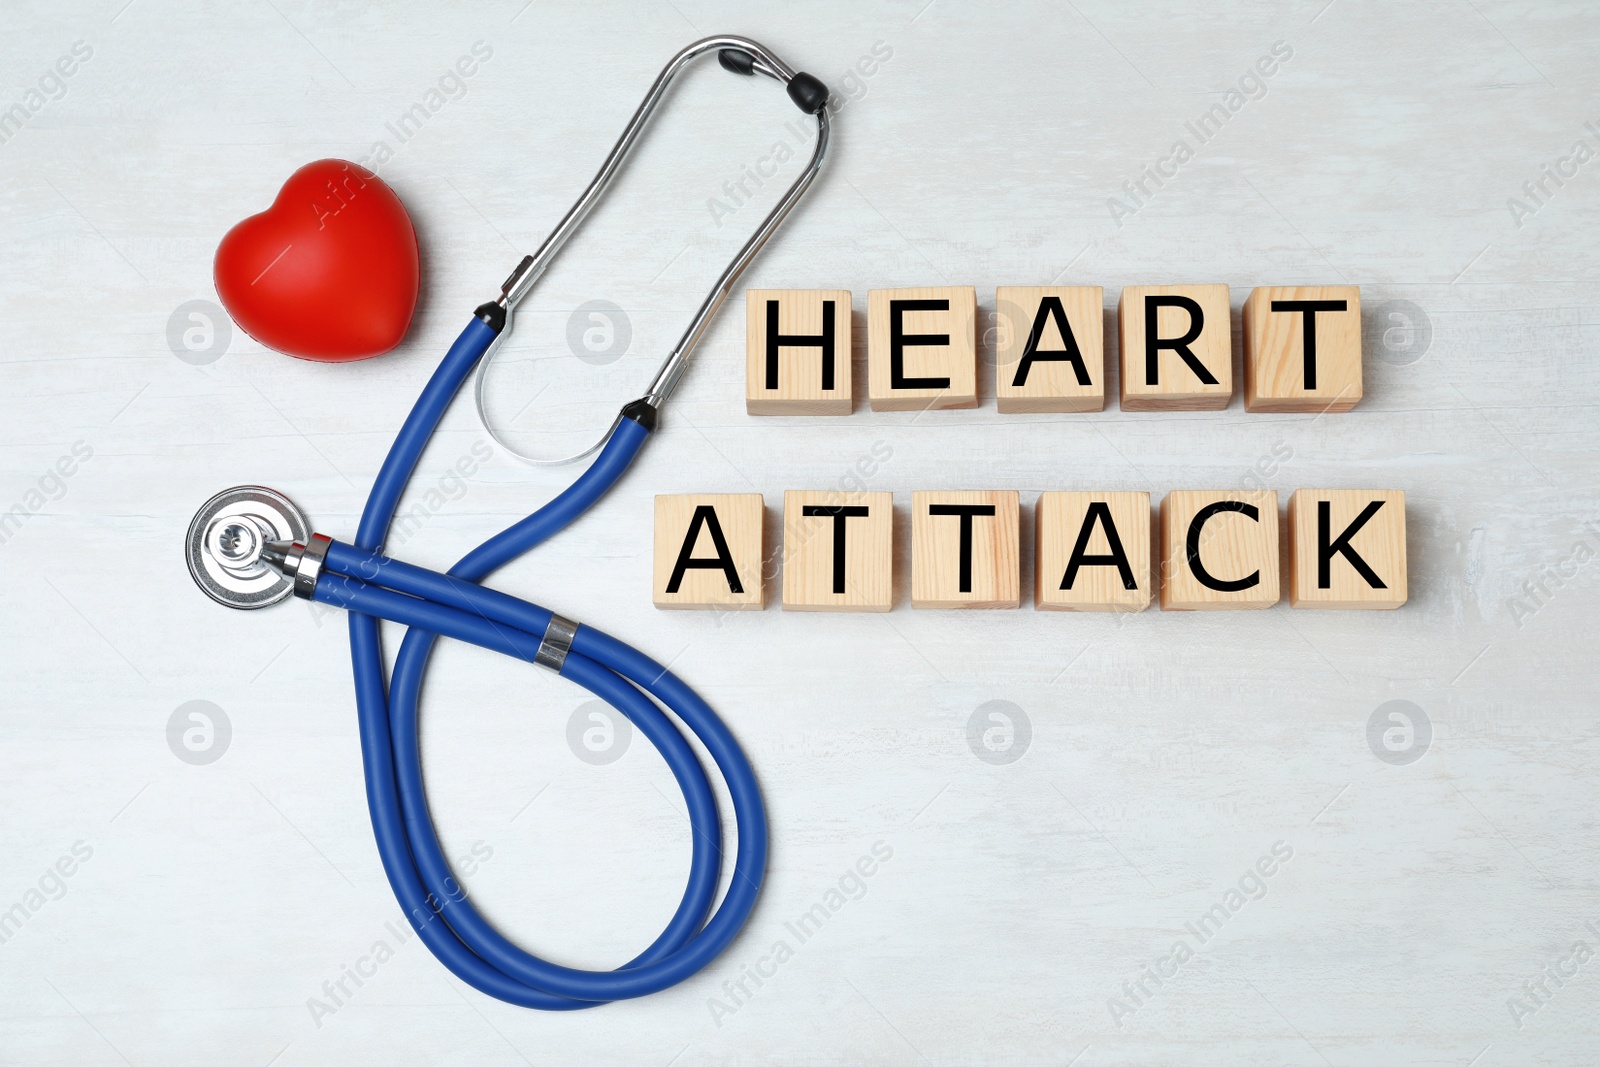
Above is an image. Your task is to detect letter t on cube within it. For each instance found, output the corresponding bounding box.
[912,491,1020,608]
[781,490,893,611]
[1244,286,1362,412]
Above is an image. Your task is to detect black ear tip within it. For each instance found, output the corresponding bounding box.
[718,48,757,75]
[786,72,829,115]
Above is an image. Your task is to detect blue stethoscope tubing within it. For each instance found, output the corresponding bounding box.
[316,314,767,1009]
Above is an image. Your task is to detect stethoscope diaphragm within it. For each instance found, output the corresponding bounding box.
[185,485,309,609]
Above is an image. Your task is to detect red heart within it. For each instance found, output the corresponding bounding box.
[214,159,419,362]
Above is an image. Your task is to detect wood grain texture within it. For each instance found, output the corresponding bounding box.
[1036,490,1151,611]
[1159,489,1280,609]
[867,286,978,411]
[1289,488,1407,608]
[911,490,1020,608]
[745,289,853,415]
[1118,283,1233,410]
[1244,285,1363,412]
[995,286,1106,412]
[652,493,764,609]
[781,489,893,611]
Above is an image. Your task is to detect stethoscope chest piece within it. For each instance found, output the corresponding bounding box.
[186,485,309,609]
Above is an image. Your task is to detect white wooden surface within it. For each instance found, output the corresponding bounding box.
[2,1,1597,1064]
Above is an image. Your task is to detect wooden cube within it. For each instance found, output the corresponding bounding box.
[995,286,1105,413]
[653,494,764,610]
[1289,489,1406,608]
[1244,286,1362,413]
[911,490,1020,608]
[745,289,853,415]
[781,490,893,611]
[1159,490,1279,610]
[867,287,978,411]
[1118,284,1233,410]
[1036,491,1151,611]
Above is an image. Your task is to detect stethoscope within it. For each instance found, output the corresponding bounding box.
[185,36,830,1010]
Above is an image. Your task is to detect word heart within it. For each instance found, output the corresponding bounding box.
[744,284,1362,414]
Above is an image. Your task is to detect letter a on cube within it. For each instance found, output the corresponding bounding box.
[653,494,765,609]
[995,286,1105,413]
[746,289,853,415]
[1036,491,1150,611]
[1288,489,1406,608]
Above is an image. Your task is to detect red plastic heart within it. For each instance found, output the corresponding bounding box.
[214,159,419,362]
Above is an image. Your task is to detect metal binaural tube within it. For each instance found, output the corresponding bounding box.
[500,35,806,312]
[641,105,829,406]
[476,34,832,466]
